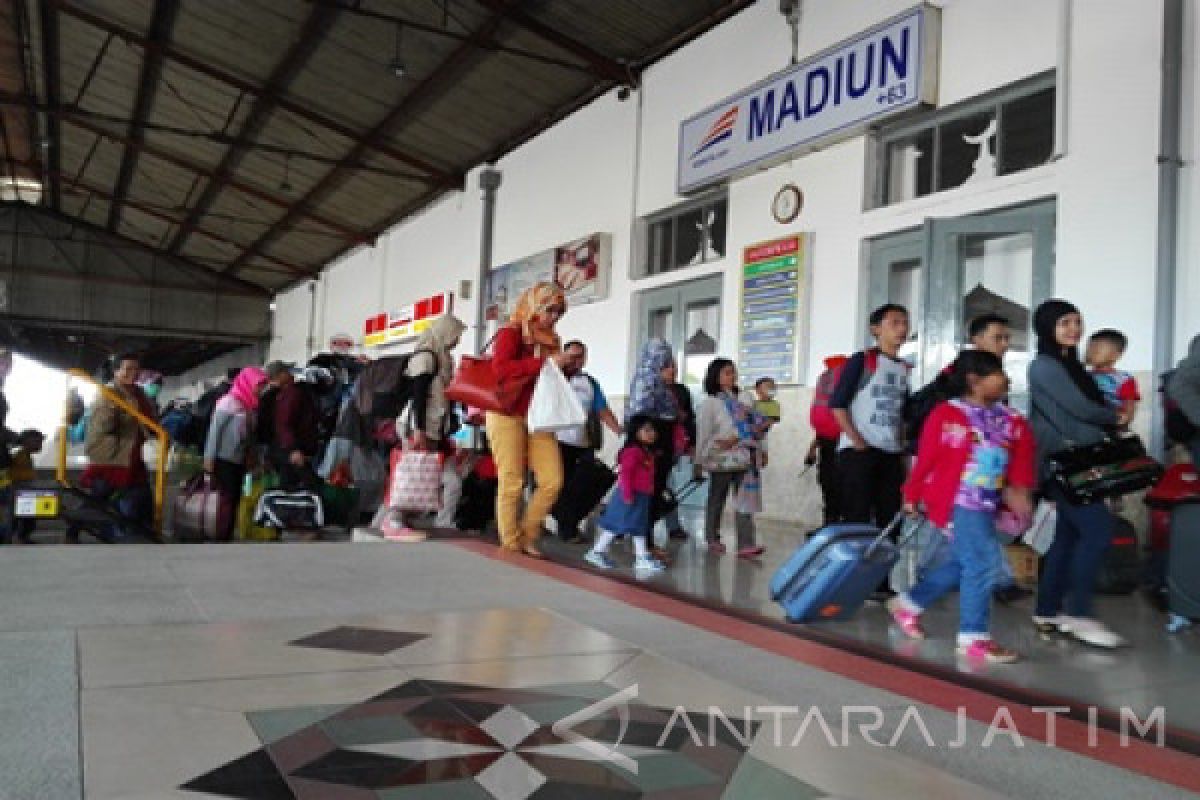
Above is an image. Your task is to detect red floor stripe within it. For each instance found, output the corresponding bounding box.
[451,539,1200,793]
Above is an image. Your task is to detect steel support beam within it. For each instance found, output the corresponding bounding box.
[108,0,179,232]
[33,166,310,277]
[0,314,266,344]
[0,97,368,242]
[37,0,60,209]
[8,262,263,297]
[226,5,515,275]
[0,200,270,297]
[167,1,338,256]
[65,114,366,242]
[472,0,628,83]
[54,0,454,183]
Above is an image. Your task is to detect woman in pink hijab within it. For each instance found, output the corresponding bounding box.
[203,367,268,540]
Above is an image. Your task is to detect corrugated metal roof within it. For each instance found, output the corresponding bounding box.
[0,0,752,295]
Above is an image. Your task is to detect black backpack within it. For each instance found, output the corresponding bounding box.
[193,380,231,448]
[903,370,954,453]
[256,386,279,446]
[1161,370,1198,444]
[359,349,437,422]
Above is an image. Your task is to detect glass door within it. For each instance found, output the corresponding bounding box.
[866,201,1054,404]
[923,200,1055,407]
[634,275,723,388]
[866,230,924,368]
[634,275,723,510]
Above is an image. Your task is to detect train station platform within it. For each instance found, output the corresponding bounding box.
[1,535,1195,799]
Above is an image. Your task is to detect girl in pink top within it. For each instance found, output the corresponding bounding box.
[586,416,665,573]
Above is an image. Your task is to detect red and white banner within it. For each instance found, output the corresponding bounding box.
[364,292,453,348]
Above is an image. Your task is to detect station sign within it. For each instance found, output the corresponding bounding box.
[363,292,453,348]
[678,5,939,193]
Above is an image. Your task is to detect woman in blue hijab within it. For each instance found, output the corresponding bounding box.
[627,339,688,538]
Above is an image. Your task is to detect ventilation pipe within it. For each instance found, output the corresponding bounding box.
[475,167,502,353]
[1052,0,1072,160]
[1152,0,1184,457]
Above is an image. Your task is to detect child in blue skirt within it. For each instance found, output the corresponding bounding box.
[586,415,665,573]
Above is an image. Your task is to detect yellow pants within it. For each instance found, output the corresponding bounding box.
[485,411,563,549]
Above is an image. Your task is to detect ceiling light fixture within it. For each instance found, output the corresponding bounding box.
[389,21,406,78]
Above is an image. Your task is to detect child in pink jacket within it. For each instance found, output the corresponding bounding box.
[586,415,665,573]
[889,350,1036,663]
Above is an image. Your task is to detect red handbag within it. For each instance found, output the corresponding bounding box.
[445,334,531,414]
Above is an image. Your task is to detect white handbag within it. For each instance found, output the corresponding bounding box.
[527,360,587,433]
[1023,500,1057,555]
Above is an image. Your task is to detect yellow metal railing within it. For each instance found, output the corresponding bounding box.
[57,369,169,538]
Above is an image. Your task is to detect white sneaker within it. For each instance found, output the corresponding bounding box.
[633,555,666,573]
[1059,616,1127,648]
[1032,614,1069,634]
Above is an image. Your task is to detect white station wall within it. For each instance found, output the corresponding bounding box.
[270,0,1172,522]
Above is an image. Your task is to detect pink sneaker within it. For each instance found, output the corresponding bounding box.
[737,545,766,558]
[886,597,926,639]
[957,639,1020,663]
[708,541,727,554]
[381,512,427,543]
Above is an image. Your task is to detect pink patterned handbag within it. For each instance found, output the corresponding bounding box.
[387,451,444,512]
[172,474,222,541]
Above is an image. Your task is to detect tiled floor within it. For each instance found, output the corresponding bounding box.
[546,506,1200,735]
[80,608,1006,799]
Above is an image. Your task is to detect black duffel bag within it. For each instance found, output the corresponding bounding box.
[1045,433,1163,505]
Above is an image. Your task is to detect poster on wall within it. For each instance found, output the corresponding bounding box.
[737,235,810,385]
[484,265,511,322]
[486,233,612,321]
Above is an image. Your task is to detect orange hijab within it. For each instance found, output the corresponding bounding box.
[509,282,565,354]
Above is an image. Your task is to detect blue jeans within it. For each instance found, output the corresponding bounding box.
[908,507,1003,636]
[994,549,1017,589]
[1035,490,1114,618]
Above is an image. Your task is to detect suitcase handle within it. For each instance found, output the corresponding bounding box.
[863,513,919,561]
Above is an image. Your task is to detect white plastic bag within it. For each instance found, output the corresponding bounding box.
[889,516,946,593]
[527,360,586,433]
[1023,500,1057,555]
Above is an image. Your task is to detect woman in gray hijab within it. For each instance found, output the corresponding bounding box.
[404,314,467,448]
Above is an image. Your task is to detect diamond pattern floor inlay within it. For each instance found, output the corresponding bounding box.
[182,677,767,799]
[287,626,430,655]
[76,609,1005,799]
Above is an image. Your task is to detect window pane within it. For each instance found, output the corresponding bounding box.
[684,298,720,386]
[888,259,922,364]
[649,307,673,342]
[707,198,728,260]
[1000,88,1055,175]
[648,219,672,275]
[959,232,1034,398]
[673,207,705,268]
[885,129,933,203]
[937,112,996,190]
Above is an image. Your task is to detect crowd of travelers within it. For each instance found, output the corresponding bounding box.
[2,283,1199,665]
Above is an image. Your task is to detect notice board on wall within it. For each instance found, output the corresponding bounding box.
[484,232,612,323]
[737,234,811,385]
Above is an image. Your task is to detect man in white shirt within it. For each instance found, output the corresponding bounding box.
[551,341,623,542]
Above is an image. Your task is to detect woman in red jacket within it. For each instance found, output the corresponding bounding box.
[487,283,573,558]
[888,350,1036,663]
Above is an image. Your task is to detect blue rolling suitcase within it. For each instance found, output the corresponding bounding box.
[770,518,905,623]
